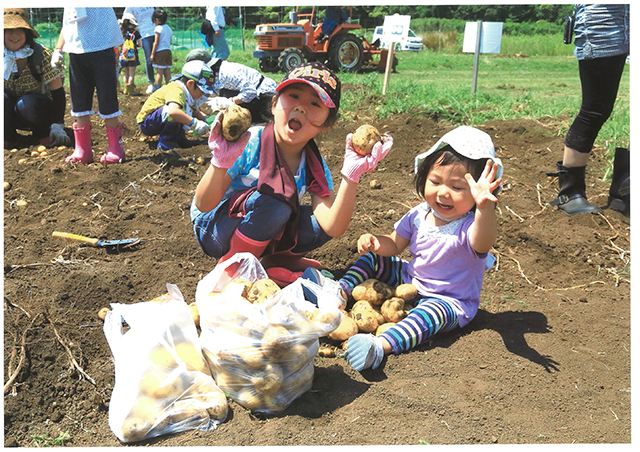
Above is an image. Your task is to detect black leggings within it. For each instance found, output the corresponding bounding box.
[565,54,627,154]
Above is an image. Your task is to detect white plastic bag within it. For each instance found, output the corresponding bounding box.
[104,284,228,443]
[196,254,343,414]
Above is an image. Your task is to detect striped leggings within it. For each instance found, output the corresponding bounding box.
[340,252,459,354]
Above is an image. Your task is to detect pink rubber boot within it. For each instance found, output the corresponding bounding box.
[100,123,126,164]
[65,122,94,164]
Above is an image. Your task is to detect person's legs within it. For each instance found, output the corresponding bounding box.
[193,192,292,259]
[260,205,331,272]
[379,297,459,354]
[4,93,19,146]
[66,53,96,163]
[140,36,155,89]
[553,54,627,215]
[339,252,405,299]
[13,94,53,141]
[211,29,230,60]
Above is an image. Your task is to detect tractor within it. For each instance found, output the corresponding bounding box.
[253,6,395,73]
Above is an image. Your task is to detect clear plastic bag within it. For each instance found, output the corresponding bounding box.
[103,284,228,443]
[196,253,343,414]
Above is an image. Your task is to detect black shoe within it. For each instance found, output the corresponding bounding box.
[548,161,602,216]
[606,148,630,217]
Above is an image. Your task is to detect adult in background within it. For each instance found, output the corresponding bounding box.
[185,49,276,124]
[4,8,70,149]
[52,7,126,164]
[549,4,630,217]
[122,6,156,94]
[205,5,230,60]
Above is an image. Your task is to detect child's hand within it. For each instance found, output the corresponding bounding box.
[341,134,393,183]
[357,233,380,255]
[465,160,502,210]
[208,112,250,168]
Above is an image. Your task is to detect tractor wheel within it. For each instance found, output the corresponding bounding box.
[328,34,364,72]
[278,48,306,72]
[258,57,279,73]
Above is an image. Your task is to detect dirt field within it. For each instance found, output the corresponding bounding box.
[3,84,631,447]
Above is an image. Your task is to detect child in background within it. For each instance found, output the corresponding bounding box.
[149,8,172,93]
[191,62,393,286]
[52,7,126,164]
[136,59,212,150]
[305,126,503,371]
[119,13,141,95]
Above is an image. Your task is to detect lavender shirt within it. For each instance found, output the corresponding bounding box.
[395,202,492,327]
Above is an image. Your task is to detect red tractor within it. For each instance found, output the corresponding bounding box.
[253,6,394,73]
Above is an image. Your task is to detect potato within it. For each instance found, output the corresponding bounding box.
[317,345,336,358]
[188,302,200,327]
[352,309,379,333]
[351,300,385,325]
[174,342,207,373]
[262,392,291,412]
[282,361,314,395]
[327,314,358,341]
[247,278,280,304]
[235,388,263,411]
[352,124,381,155]
[251,363,284,395]
[381,297,408,323]
[309,308,341,329]
[214,370,246,393]
[204,391,229,420]
[98,307,110,320]
[221,104,252,141]
[129,395,164,419]
[148,346,179,370]
[352,279,394,305]
[139,370,189,399]
[376,322,396,336]
[395,283,419,303]
[281,341,317,373]
[120,416,150,442]
[223,278,252,299]
[234,345,266,368]
[262,325,294,360]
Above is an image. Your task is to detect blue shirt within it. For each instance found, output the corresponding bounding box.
[574,4,630,60]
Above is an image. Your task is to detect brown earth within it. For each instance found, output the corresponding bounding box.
[2,85,631,447]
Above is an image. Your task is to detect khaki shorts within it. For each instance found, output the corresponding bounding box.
[153,49,172,68]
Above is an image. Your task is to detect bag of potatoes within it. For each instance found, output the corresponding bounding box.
[196,254,343,414]
[103,284,228,443]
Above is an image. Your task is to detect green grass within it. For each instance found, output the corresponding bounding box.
[134,35,629,163]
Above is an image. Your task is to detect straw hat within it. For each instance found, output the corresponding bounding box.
[4,8,40,38]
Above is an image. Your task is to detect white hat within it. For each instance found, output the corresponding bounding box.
[122,12,138,26]
[415,126,504,191]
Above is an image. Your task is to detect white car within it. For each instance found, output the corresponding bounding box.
[373,26,424,51]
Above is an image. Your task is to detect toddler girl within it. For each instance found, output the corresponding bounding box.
[150,8,172,93]
[307,126,503,371]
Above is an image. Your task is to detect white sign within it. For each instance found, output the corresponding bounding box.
[382,14,411,42]
[462,22,503,54]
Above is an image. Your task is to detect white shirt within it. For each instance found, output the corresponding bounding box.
[122,7,155,39]
[205,6,226,31]
[215,61,277,103]
[62,7,123,54]
[154,24,173,52]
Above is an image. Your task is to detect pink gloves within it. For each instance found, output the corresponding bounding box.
[340,133,393,183]
[208,112,251,169]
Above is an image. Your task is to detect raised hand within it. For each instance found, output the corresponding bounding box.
[465,160,502,210]
[340,133,393,183]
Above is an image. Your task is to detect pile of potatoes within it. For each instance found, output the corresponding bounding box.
[116,327,228,443]
[197,278,342,414]
[328,279,419,343]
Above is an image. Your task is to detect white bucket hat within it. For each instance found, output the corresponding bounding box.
[415,126,504,192]
[121,12,138,26]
